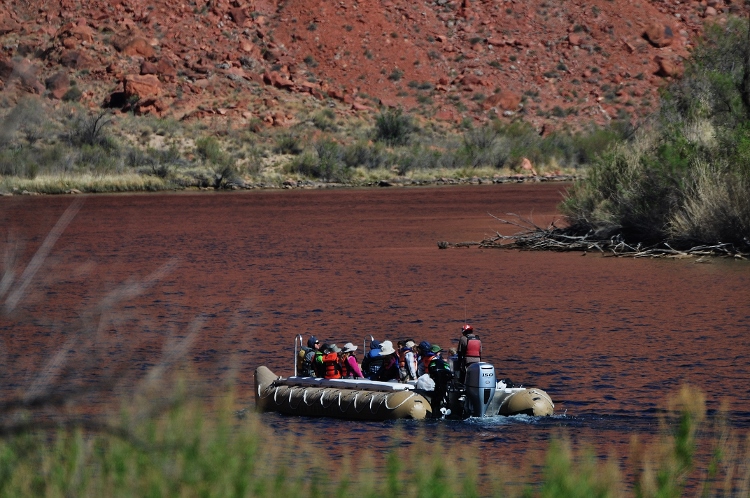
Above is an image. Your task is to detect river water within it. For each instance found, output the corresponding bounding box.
[1,184,749,490]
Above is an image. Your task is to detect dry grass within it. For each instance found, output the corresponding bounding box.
[0,173,171,194]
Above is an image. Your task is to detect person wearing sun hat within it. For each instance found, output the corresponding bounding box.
[375,340,400,382]
[340,342,365,379]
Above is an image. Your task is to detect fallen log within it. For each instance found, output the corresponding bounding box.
[438,214,749,259]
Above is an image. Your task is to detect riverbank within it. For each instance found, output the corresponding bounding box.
[0,172,580,196]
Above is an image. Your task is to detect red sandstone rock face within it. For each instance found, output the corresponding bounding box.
[124,74,162,100]
[644,22,675,48]
[0,0,745,130]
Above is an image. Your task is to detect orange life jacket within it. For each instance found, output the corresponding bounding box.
[323,352,342,379]
[466,337,481,358]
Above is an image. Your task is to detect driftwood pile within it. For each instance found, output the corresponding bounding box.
[438,214,749,259]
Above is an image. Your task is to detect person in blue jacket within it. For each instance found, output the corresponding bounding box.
[361,339,384,379]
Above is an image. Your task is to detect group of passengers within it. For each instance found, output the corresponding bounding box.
[297,337,364,379]
[297,324,483,386]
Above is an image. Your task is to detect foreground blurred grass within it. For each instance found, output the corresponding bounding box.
[1,384,749,497]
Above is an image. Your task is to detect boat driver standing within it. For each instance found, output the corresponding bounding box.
[428,345,453,418]
[456,324,482,383]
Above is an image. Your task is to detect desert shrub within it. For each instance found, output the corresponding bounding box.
[212,161,238,188]
[66,111,116,150]
[195,135,224,164]
[314,139,350,181]
[247,117,263,133]
[273,132,304,155]
[374,109,414,146]
[285,151,318,177]
[77,143,122,174]
[0,97,46,147]
[192,136,237,187]
[129,145,184,178]
[570,125,629,166]
[311,109,337,132]
[126,146,155,169]
[669,159,750,247]
[456,126,510,169]
[61,86,82,102]
[285,139,350,182]
[561,140,682,243]
[342,140,388,170]
[0,147,38,178]
[36,143,72,175]
[393,145,442,174]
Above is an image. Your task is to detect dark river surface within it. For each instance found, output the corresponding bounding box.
[2,183,749,489]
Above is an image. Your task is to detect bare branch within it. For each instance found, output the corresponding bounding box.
[440,213,750,259]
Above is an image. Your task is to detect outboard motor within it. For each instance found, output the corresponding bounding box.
[464,362,496,417]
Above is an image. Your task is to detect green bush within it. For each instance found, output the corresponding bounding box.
[374,109,414,146]
[561,15,750,250]
[66,111,115,149]
[311,110,337,132]
[273,132,304,155]
[195,136,224,164]
[457,126,509,169]
[388,69,404,82]
[0,147,38,178]
[342,141,388,170]
[285,139,350,182]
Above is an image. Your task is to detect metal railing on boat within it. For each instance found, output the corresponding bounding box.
[294,334,304,377]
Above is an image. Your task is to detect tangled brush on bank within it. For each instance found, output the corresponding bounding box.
[438,213,750,259]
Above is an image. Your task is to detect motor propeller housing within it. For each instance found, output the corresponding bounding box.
[464,362,496,417]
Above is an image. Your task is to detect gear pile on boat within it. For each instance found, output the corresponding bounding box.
[254,334,554,421]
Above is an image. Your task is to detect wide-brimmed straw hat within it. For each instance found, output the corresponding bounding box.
[379,340,396,356]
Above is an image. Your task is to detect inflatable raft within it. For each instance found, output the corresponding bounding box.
[255,366,431,420]
[255,363,554,420]
[254,334,553,420]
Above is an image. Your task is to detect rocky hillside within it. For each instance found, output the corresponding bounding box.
[0,0,745,132]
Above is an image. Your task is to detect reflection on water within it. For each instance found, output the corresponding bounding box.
[2,184,749,487]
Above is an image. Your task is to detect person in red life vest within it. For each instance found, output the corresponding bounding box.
[313,341,327,377]
[456,324,482,383]
[340,342,365,379]
[375,340,400,381]
[321,343,343,379]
